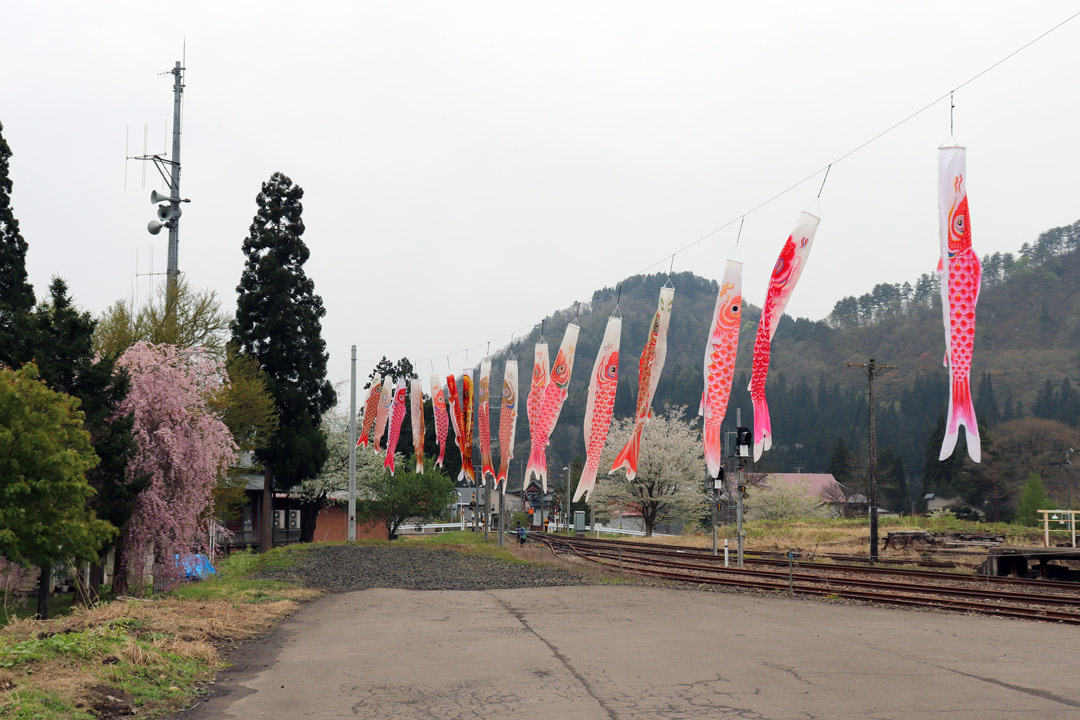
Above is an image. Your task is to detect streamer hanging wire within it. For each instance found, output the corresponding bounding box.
[621,9,1080,281]
[950,91,955,136]
[611,283,622,318]
[663,254,675,288]
[817,164,832,199]
[735,217,745,247]
[372,10,1080,370]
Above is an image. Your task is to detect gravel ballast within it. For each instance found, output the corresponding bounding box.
[254,544,597,592]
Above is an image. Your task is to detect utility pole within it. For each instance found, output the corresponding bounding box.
[348,346,357,541]
[847,358,896,563]
[483,472,490,541]
[563,466,571,534]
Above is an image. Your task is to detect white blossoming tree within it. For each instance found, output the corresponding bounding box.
[593,407,706,537]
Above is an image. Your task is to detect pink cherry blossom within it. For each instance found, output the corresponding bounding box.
[116,342,237,591]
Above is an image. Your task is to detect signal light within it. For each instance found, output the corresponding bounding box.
[735,427,751,457]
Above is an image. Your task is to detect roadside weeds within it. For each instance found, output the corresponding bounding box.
[0,547,319,719]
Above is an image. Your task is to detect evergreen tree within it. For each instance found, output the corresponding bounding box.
[0,121,35,367]
[1013,472,1051,526]
[1033,380,1057,419]
[1057,378,1078,426]
[878,446,908,513]
[828,437,858,490]
[921,412,967,503]
[31,278,141,601]
[232,173,336,552]
[975,372,1000,428]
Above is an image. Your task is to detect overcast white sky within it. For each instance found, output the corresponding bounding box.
[3,2,1079,392]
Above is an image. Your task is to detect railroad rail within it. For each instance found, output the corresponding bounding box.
[538,534,1080,625]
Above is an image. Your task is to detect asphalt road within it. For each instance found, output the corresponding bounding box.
[182,586,1080,719]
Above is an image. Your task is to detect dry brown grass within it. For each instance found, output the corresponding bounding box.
[0,581,320,718]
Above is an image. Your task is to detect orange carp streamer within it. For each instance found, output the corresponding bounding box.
[610,287,673,481]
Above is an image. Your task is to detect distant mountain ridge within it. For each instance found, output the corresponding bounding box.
[471,217,1080,501]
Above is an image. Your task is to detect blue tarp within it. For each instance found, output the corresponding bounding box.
[174,553,216,580]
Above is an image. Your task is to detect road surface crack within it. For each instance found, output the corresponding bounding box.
[489,592,619,720]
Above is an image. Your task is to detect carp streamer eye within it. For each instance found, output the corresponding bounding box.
[732,305,739,313]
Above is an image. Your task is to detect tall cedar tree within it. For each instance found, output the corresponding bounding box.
[232,173,336,551]
[0,121,36,367]
[32,278,141,603]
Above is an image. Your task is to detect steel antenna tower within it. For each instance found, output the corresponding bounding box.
[139,61,189,297]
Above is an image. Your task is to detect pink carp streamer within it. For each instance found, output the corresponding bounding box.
[610,287,674,481]
[524,342,549,486]
[575,317,621,503]
[462,370,476,484]
[383,380,407,474]
[430,374,449,467]
[937,146,981,462]
[446,374,467,481]
[477,359,496,482]
[525,324,580,492]
[410,378,426,474]
[748,212,819,461]
[356,375,382,448]
[701,260,742,479]
[373,380,394,454]
[496,359,519,489]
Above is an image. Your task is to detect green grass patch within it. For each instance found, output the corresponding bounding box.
[401,531,531,564]
[0,546,323,719]
[1,688,95,720]
[1,590,79,627]
[0,622,129,669]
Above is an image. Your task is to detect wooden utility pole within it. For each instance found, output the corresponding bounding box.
[847,358,896,563]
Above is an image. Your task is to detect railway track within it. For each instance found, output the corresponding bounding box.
[539,534,1080,625]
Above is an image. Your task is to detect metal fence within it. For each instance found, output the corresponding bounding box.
[219,529,301,549]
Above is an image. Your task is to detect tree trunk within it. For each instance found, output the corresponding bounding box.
[261,463,274,553]
[36,565,51,620]
[297,497,325,543]
[89,561,103,603]
[112,539,128,596]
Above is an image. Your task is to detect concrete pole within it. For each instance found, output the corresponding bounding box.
[348,346,357,542]
[868,360,879,562]
[736,407,744,567]
[564,468,570,534]
[711,475,718,556]
[483,473,490,541]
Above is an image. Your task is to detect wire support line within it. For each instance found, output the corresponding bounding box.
[375,9,1080,373]
[624,7,1080,279]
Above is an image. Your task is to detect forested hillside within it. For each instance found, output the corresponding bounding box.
[399,218,1080,520]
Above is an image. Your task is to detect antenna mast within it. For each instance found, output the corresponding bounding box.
[135,60,189,298]
[165,61,183,294]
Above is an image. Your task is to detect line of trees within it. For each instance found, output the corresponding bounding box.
[0,120,341,616]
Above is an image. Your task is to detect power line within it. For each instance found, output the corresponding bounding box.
[391,10,1080,372]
